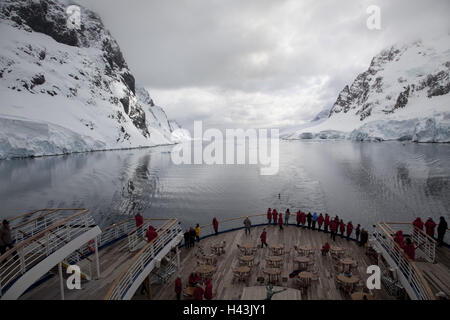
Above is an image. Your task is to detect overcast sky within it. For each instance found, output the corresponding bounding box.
[77,0,450,131]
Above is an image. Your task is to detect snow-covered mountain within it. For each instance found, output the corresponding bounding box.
[0,0,185,159]
[285,36,450,142]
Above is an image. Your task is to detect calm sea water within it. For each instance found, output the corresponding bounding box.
[0,140,449,239]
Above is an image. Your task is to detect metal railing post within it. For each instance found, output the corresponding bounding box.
[94,237,100,279]
[58,262,65,300]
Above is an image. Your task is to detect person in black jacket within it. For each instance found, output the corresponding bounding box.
[437,217,448,247]
[306,212,312,229]
[183,230,190,248]
[359,228,368,247]
[189,227,196,248]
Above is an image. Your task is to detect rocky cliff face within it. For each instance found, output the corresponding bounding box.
[286,35,450,142]
[0,0,182,158]
[328,38,450,121]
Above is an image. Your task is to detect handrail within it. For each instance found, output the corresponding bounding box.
[199,213,266,230]
[104,219,174,299]
[0,209,97,297]
[104,218,182,300]
[12,209,59,230]
[384,222,439,243]
[381,222,436,263]
[7,208,88,224]
[0,209,90,263]
[374,223,435,300]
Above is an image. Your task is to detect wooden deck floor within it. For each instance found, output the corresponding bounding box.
[149,225,394,300]
[20,237,143,300]
[415,245,450,297]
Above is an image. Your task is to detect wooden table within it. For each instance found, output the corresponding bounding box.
[211,243,225,256]
[239,255,255,267]
[235,265,251,281]
[340,258,356,273]
[330,246,345,258]
[183,286,196,297]
[297,245,312,256]
[297,271,312,290]
[337,273,359,293]
[202,254,217,266]
[351,292,374,300]
[294,256,310,270]
[269,244,284,256]
[240,243,257,255]
[263,268,281,284]
[266,256,283,268]
[195,264,216,282]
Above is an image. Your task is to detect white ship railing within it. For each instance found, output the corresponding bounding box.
[9,209,78,245]
[0,209,97,297]
[372,223,435,300]
[104,219,183,300]
[381,222,436,263]
[126,218,171,252]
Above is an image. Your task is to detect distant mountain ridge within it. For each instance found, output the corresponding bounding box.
[0,0,184,159]
[285,36,450,142]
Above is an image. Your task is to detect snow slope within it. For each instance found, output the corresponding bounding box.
[286,36,450,142]
[0,0,184,159]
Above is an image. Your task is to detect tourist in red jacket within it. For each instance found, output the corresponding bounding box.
[272,209,278,225]
[267,208,272,224]
[404,238,415,260]
[296,211,301,227]
[204,279,213,300]
[193,285,204,300]
[324,214,330,232]
[425,217,437,238]
[318,213,324,231]
[413,217,424,231]
[339,220,345,237]
[212,217,219,235]
[135,213,143,228]
[394,230,405,249]
[135,213,144,237]
[321,242,330,255]
[278,214,283,230]
[146,225,158,243]
[346,222,353,240]
[175,276,182,300]
[260,228,268,248]
[301,211,306,226]
[330,220,337,241]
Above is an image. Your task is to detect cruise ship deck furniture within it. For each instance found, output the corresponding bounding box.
[238,255,255,267]
[294,256,310,271]
[297,245,313,256]
[337,273,360,294]
[194,264,216,283]
[266,256,283,268]
[239,243,257,255]
[233,266,251,283]
[263,268,281,284]
[340,258,356,273]
[211,242,226,256]
[269,244,284,256]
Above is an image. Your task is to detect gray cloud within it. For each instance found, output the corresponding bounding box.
[77,0,450,130]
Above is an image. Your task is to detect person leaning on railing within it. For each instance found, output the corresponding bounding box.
[0,220,17,261]
[437,217,448,247]
[195,224,201,242]
[243,217,252,235]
